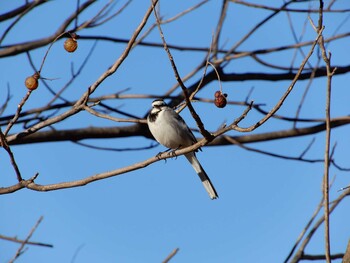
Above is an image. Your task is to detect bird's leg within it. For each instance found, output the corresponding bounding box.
[156,146,181,161]
[167,145,183,159]
[156,147,175,162]
[156,151,167,162]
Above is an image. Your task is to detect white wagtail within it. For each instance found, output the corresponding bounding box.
[147,99,218,199]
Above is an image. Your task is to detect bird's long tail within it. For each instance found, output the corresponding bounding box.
[185,152,218,199]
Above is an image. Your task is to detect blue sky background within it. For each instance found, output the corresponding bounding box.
[1,1,350,262]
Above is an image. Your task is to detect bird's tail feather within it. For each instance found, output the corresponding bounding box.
[185,153,218,199]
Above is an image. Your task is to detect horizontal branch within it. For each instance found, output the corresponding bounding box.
[0,131,214,194]
[6,118,350,146]
[182,64,350,100]
[7,124,148,145]
[232,0,350,13]
[78,31,350,57]
[218,65,350,82]
[210,118,350,146]
[2,117,349,195]
[301,253,344,260]
[0,234,53,248]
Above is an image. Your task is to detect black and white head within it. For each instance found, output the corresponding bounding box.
[151,99,167,109]
[150,99,169,114]
[148,99,168,122]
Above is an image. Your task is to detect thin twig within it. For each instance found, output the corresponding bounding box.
[289,187,350,263]
[9,216,44,263]
[0,98,253,194]
[317,1,337,261]
[0,234,53,248]
[5,0,157,145]
[4,90,32,136]
[231,27,324,133]
[151,0,213,141]
[0,127,22,182]
[83,104,146,124]
[284,195,324,263]
[162,248,179,263]
[212,0,229,59]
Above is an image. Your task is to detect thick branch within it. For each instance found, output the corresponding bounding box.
[210,119,349,146]
[8,124,148,145]
[6,118,350,146]
[218,65,350,81]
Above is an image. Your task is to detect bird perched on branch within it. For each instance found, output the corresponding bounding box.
[147,99,218,199]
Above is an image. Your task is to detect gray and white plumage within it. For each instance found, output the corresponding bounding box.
[147,99,218,199]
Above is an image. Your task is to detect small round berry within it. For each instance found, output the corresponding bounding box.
[214,92,227,108]
[64,37,78,53]
[25,72,40,90]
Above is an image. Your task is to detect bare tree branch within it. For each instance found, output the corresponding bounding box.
[8,216,45,263]
[0,0,47,22]
[0,234,53,248]
[343,240,350,263]
[1,1,350,261]
[0,0,95,58]
[162,248,179,263]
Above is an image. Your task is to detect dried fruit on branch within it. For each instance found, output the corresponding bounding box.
[64,37,78,53]
[25,72,40,90]
[214,91,227,108]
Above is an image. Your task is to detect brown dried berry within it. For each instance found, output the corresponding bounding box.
[214,91,227,108]
[214,90,221,98]
[25,72,40,90]
[64,37,78,53]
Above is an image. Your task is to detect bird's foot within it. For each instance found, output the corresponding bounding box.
[156,147,180,161]
[167,150,177,159]
[156,151,167,163]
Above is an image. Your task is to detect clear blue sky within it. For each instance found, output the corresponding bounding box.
[1,1,349,262]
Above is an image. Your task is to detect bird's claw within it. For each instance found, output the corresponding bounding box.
[156,151,168,163]
[168,150,178,159]
[156,147,179,161]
